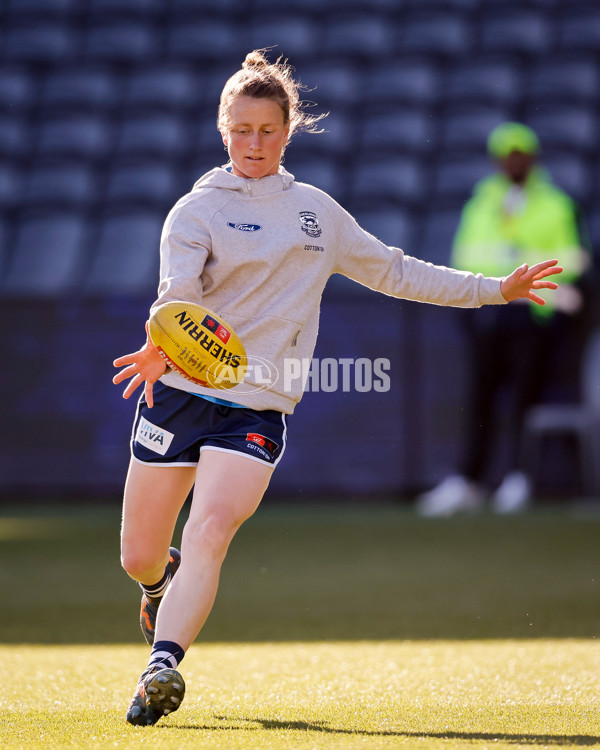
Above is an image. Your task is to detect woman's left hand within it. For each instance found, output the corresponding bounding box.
[112,321,166,408]
[500,259,563,305]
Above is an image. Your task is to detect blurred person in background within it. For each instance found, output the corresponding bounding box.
[417,122,591,517]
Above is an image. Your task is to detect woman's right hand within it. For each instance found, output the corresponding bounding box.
[112,321,167,408]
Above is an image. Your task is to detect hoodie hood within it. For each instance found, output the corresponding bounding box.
[192,165,296,197]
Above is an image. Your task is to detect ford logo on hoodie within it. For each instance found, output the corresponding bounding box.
[227,222,262,232]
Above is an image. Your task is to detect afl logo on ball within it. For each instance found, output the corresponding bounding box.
[299,211,322,238]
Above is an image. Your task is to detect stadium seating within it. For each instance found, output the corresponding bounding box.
[166,21,246,62]
[351,157,427,209]
[539,154,593,206]
[115,113,190,158]
[1,0,599,500]
[83,211,163,296]
[417,209,462,265]
[0,0,597,302]
[2,212,88,297]
[6,0,78,16]
[322,14,397,60]
[0,115,32,159]
[292,111,357,158]
[316,0,400,11]
[363,61,440,108]
[23,163,99,209]
[40,68,120,113]
[3,21,79,63]
[285,157,341,200]
[478,10,555,57]
[294,62,364,110]
[525,106,597,156]
[36,114,114,160]
[189,117,228,159]
[353,208,416,250]
[523,328,600,496]
[83,22,159,63]
[199,62,245,115]
[442,60,523,107]
[0,165,24,211]
[250,15,323,62]
[588,210,600,253]
[399,13,472,59]
[526,57,600,106]
[87,0,165,17]
[122,66,202,112]
[0,218,9,277]
[105,162,181,208]
[360,109,437,156]
[440,106,512,155]
[432,155,493,208]
[404,0,478,8]
[559,10,600,53]
[170,0,249,14]
[0,69,38,112]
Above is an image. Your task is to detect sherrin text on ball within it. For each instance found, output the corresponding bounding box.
[148,301,247,389]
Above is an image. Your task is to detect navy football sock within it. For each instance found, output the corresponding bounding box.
[140,566,172,603]
[147,640,185,672]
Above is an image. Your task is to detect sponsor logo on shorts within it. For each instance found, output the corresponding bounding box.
[299,211,322,238]
[227,222,262,232]
[135,417,174,456]
[246,433,279,457]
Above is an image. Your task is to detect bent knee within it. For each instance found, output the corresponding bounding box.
[121,544,166,581]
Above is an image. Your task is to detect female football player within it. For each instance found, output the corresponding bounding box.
[113,49,562,726]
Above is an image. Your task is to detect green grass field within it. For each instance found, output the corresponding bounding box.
[1,501,599,748]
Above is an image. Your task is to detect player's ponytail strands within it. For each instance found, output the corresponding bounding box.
[218,48,327,147]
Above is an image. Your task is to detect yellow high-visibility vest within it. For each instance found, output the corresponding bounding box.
[452,168,587,319]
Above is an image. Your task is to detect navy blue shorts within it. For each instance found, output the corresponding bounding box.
[131,382,288,468]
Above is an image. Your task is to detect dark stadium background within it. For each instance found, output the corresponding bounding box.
[1,0,599,501]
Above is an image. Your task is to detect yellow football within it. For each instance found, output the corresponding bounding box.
[148,302,246,390]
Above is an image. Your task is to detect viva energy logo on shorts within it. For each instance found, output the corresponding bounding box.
[207,355,279,394]
[135,417,174,455]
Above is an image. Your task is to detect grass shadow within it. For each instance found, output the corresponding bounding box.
[172,715,600,745]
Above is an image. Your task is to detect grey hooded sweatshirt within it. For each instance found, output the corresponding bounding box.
[153,166,506,414]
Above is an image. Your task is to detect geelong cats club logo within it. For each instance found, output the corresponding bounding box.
[299,211,322,238]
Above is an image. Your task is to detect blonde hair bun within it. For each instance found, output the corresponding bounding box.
[242,50,270,70]
[219,48,326,143]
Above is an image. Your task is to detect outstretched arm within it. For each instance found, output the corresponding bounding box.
[500,259,563,305]
[112,322,166,408]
